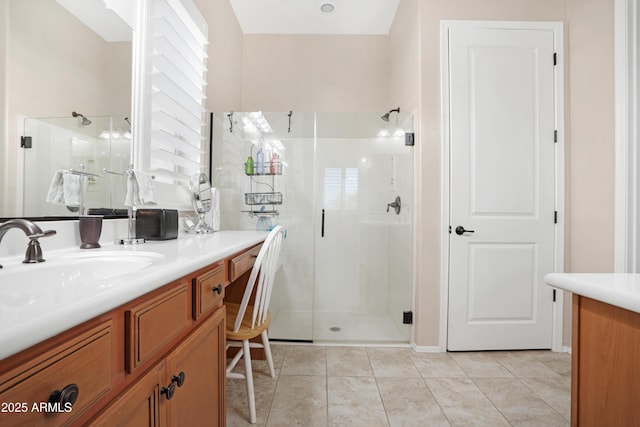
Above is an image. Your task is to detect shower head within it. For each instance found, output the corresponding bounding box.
[381,107,400,122]
[124,117,131,126]
[72,111,92,126]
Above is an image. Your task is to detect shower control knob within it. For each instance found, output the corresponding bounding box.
[455,226,475,235]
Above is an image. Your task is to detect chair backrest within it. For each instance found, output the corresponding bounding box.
[233,225,285,333]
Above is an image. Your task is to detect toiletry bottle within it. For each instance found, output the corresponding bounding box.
[270,153,277,174]
[276,154,282,174]
[256,148,264,175]
[245,156,254,175]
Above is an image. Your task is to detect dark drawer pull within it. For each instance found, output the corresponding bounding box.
[48,383,79,409]
[212,284,223,294]
[161,382,176,400]
[172,371,186,387]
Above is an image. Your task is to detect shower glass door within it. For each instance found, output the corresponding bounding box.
[312,112,413,343]
[212,111,413,344]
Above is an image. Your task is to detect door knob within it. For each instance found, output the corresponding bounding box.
[455,226,475,235]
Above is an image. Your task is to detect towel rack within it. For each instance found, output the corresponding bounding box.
[102,168,156,180]
[66,168,100,178]
[102,168,125,176]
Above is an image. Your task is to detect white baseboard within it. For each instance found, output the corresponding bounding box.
[563,345,572,354]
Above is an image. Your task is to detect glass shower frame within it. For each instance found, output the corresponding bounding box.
[212,111,414,344]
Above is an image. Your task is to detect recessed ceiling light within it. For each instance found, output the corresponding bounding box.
[320,2,335,14]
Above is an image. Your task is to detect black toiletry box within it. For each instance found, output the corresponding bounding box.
[136,209,178,240]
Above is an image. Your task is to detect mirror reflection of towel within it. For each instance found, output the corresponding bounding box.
[46,170,80,206]
[125,170,156,207]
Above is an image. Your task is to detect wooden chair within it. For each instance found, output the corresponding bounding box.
[226,225,284,424]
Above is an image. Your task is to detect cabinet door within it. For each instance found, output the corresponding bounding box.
[165,307,226,427]
[90,362,165,427]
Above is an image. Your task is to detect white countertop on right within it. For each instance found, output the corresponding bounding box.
[544,273,640,314]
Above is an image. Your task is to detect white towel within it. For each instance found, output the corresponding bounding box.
[62,173,81,206]
[125,170,156,207]
[46,170,80,206]
[46,170,65,205]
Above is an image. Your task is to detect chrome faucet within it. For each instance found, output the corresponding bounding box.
[0,219,56,268]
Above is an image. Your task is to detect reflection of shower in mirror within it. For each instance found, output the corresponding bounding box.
[72,111,92,126]
[380,107,400,122]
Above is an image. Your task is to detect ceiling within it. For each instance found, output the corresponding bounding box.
[228,0,401,35]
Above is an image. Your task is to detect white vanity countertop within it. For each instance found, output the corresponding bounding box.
[0,230,267,360]
[544,273,640,314]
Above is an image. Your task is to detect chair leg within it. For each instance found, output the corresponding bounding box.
[242,339,257,424]
[261,331,276,378]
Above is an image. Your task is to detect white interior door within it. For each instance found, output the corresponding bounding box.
[447,25,557,351]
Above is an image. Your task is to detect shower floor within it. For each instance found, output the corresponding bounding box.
[269,310,410,343]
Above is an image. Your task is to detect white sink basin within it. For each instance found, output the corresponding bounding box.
[0,251,165,308]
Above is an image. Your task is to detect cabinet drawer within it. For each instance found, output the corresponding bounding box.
[194,263,226,320]
[0,322,112,426]
[126,283,190,373]
[229,243,262,282]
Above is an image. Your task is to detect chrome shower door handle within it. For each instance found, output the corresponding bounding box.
[386,196,401,215]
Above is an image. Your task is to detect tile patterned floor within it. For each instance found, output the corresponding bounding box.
[226,345,571,426]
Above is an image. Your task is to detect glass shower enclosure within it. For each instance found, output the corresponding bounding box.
[22,116,132,216]
[212,111,413,344]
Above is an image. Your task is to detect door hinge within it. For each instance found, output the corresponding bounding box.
[21,136,32,149]
[554,211,558,224]
[553,52,557,66]
[554,130,558,143]
[448,225,451,234]
[403,311,413,325]
[553,289,557,302]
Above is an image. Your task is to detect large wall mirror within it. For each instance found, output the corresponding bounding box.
[4,0,135,217]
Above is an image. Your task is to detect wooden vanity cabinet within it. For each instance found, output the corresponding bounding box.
[571,294,640,426]
[90,265,227,427]
[92,308,225,427]
[0,242,262,427]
